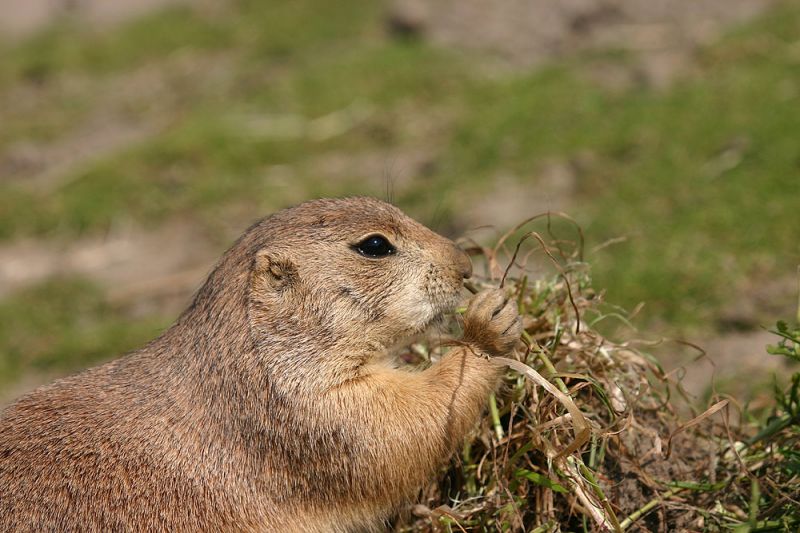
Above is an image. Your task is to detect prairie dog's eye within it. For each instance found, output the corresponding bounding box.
[354,235,395,258]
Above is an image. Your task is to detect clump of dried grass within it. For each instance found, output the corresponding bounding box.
[400,215,800,532]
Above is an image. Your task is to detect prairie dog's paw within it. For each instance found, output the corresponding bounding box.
[462,288,522,357]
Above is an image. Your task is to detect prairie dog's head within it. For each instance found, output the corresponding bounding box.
[247,197,472,347]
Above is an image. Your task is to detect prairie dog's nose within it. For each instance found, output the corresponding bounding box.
[454,246,473,279]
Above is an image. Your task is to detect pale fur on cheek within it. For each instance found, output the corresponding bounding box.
[387,282,437,332]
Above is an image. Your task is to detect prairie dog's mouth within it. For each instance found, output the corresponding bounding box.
[385,291,461,357]
[425,288,465,329]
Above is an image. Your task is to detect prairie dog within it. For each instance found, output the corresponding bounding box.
[0,197,521,531]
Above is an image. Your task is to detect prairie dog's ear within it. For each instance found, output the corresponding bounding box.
[252,250,298,293]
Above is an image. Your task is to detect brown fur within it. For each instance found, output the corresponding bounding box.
[0,197,521,532]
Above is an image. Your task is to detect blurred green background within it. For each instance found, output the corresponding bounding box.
[1,0,798,403]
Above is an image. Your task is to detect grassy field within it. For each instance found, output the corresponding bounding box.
[1,1,799,388]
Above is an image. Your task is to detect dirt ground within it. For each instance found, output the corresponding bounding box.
[389,0,778,87]
[0,0,191,38]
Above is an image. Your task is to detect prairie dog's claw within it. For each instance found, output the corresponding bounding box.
[463,288,522,357]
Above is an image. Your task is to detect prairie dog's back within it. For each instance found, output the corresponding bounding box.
[0,356,239,531]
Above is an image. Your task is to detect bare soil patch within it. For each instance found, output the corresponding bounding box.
[0,220,218,307]
[0,0,192,38]
[388,0,778,87]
